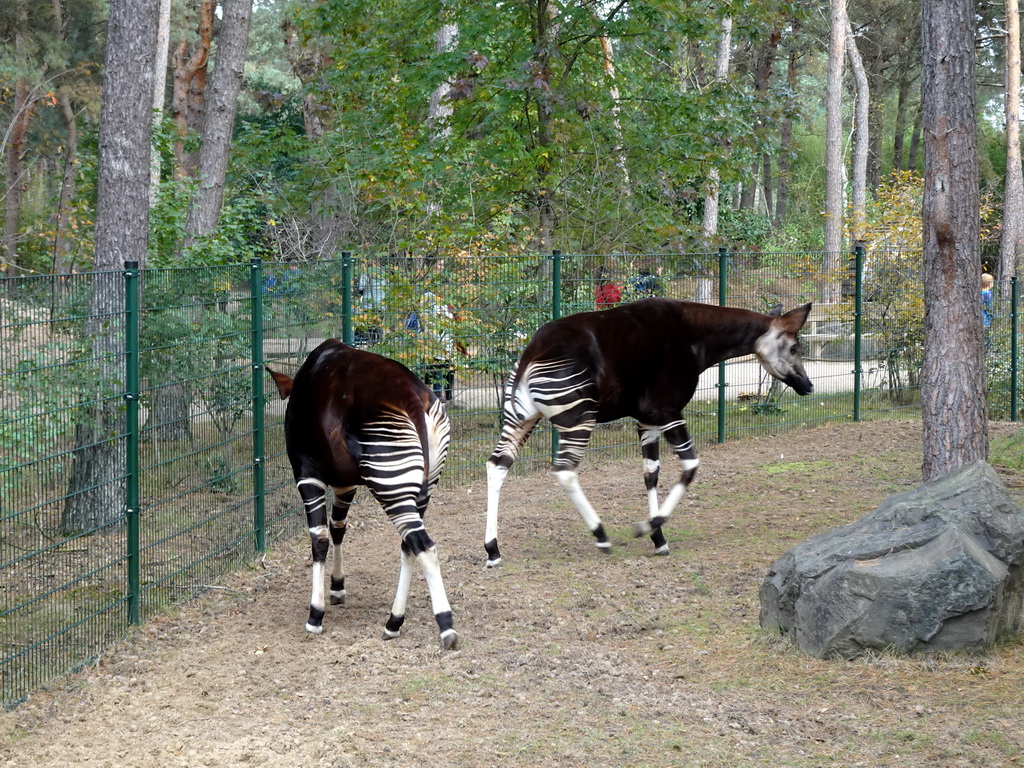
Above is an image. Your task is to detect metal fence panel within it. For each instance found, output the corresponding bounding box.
[1,249,1012,707]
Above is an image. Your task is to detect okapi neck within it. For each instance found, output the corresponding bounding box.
[693,314,770,368]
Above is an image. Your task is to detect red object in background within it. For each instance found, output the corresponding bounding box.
[595,282,622,308]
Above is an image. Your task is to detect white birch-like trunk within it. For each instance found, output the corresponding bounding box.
[999,0,1024,292]
[845,17,869,247]
[599,35,630,194]
[701,17,732,245]
[150,0,171,208]
[823,0,847,302]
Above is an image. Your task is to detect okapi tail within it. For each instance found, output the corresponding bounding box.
[419,396,451,504]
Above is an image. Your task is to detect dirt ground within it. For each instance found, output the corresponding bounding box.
[3,420,1024,768]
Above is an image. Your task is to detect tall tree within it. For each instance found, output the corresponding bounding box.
[181,0,254,253]
[845,16,869,247]
[823,0,847,298]
[171,0,215,178]
[3,0,31,275]
[51,0,79,274]
[63,0,159,532]
[920,0,987,479]
[701,16,733,248]
[999,0,1024,291]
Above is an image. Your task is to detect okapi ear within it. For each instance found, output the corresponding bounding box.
[267,367,294,400]
[768,304,784,317]
[779,302,813,332]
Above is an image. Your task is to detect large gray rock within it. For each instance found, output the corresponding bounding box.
[759,461,1024,658]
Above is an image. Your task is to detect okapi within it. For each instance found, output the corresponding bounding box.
[268,339,458,649]
[484,298,814,567]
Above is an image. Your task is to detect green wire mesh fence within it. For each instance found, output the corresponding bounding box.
[0,249,1015,706]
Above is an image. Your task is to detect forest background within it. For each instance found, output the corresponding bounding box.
[2,0,1020,277]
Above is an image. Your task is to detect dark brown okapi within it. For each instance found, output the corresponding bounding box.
[484,298,814,566]
[268,339,457,649]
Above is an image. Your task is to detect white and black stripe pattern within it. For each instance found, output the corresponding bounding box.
[268,339,458,649]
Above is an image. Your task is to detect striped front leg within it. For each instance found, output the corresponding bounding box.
[636,424,669,555]
[632,418,699,549]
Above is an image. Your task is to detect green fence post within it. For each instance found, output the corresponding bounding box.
[250,258,266,553]
[551,250,562,463]
[341,251,354,345]
[853,244,864,422]
[124,261,141,625]
[1012,276,1019,422]
[717,247,728,444]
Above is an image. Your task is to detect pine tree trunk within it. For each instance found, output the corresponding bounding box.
[775,42,798,225]
[920,0,987,479]
[171,0,215,178]
[182,0,253,251]
[62,0,158,533]
[3,0,30,276]
[51,0,77,273]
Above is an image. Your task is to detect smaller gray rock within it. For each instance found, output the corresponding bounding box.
[760,461,1024,658]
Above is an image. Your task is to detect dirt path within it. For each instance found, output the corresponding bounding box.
[3,421,1023,768]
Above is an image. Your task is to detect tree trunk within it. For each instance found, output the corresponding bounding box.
[427,21,458,138]
[920,0,987,479]
[51,0,77,274]
[3,0,31,276]
[182,0,254,251]
[999,0,1024,291]
[846,17,869,247]
[865,46,886,192]
[823,0,847,300]
[599,33,630,194]
[891,56,913,171]
[751,26,780,223]
[171,0,215,178]
[151,0,171,206]
[775,41,798,225]
[702,17,732,247]
[63,0,159,533]
[908,105,922,170]
[533,0,556,251]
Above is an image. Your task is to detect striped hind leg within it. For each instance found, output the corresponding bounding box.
[361,416,457,649]
[632,418,698,547]
[297,477,331,634]
[378,507,458,650]
[328,486,356,605]
[484,365,543,567]
[550,416,609,552]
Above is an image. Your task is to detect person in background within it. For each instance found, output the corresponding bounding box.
[594,267,623,309]
[628,261,665,299]
[981,271,995,350]
[981,272,995,326]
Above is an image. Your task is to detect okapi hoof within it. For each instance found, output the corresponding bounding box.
[306,607,325,634]
[484,540,501,568]
[595,540,612,554]
[381,627,401,641]
[653,544,670,556]
[329,592,346,606]
[485,557,502,568]
[439,629,459,650]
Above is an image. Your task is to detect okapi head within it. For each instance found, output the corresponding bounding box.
[755,303,814,396]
